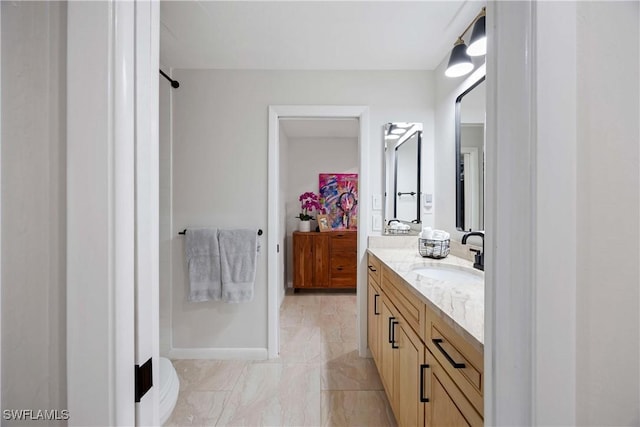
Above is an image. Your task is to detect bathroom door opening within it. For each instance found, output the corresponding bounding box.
[267,106,370,359]
[279,117,360,297]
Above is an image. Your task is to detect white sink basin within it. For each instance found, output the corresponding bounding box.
[412,264,483,284]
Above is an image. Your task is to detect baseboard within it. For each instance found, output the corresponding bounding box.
[168,347,269,360]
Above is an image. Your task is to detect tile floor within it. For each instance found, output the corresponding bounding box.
[165,291,397,426]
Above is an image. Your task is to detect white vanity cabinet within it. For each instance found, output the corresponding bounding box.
[367,252,484,427]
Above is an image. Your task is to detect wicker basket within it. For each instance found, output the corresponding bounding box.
[418,238,450,259]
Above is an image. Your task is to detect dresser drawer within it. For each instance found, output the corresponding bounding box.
[330,232,357,251]
[330,254,357,276]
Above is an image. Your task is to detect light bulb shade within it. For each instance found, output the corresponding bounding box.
[466,15,486,56]
[445,41,474,78]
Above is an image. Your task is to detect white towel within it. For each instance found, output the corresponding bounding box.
[432,229,451,241]
[185,228,222,302]
[219,229,258,303]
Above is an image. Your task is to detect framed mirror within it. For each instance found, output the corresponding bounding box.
[384,122,422,227]
[455,76,486,231]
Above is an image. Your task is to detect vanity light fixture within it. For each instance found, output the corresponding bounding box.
[466,8,486,56]
[445,38,474,78]
[445,7,486,78]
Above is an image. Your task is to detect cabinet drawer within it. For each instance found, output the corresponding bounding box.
[427,317,484,416]
[331,232,357,251]
[331,263,358,279]
[330,253,357,287]
[331,252,358,271]
[367,253,382,284]
[382,266,425,338]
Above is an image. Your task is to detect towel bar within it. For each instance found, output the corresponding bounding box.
[179,229,263,236]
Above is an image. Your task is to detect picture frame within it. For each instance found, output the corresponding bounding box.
[319,173,358,230]
[317,214,331,232]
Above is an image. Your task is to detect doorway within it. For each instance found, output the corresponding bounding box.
[267,106,370,358]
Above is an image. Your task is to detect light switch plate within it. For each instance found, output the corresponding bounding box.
[372,194,382,211]
[372,213,382,231]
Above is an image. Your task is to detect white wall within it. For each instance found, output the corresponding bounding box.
[574,1,639,424]
[284,136,358,287]
[1,1,67,420]
[167,70,433,352]
[531,2,640,424]
[486,1,639,424]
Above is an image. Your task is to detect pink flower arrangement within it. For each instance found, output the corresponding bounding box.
[296,192,324,221]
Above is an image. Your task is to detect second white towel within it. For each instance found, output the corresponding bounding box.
[219,229,258,303]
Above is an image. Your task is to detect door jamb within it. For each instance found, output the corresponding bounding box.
[267,105,370,358]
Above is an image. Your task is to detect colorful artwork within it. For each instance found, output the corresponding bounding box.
[319,173,359,230]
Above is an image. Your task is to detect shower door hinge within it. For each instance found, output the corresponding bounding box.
[134,358,153,402]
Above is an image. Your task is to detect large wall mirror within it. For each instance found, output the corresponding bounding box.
[455,76,485,231]
[384,122,422,226]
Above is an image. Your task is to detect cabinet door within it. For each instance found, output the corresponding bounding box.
[367,281,382,366]
[429,351,483,427]
[293,233,313,288]
[313,234,330,286]
[431,374,470,426]
[396,321,426,427]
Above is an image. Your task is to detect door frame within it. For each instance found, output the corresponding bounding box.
[485,2,578,425]
[66,1,159,424]
[267,105,370,358]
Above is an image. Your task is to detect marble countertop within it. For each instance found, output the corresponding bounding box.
[367,245,484,352]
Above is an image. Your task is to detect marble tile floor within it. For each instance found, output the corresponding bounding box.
[165,292,397,427]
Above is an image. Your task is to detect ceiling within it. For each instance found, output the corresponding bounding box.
[160,1,484,70]
[279,118,359,139]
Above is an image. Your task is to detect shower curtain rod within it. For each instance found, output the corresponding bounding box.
[159,69,179,88]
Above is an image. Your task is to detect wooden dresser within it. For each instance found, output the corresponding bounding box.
[292,231,357,289]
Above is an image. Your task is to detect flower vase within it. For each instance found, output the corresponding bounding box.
[298,220,311,232]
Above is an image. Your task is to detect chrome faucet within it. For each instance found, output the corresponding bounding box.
[461,231,484,271]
